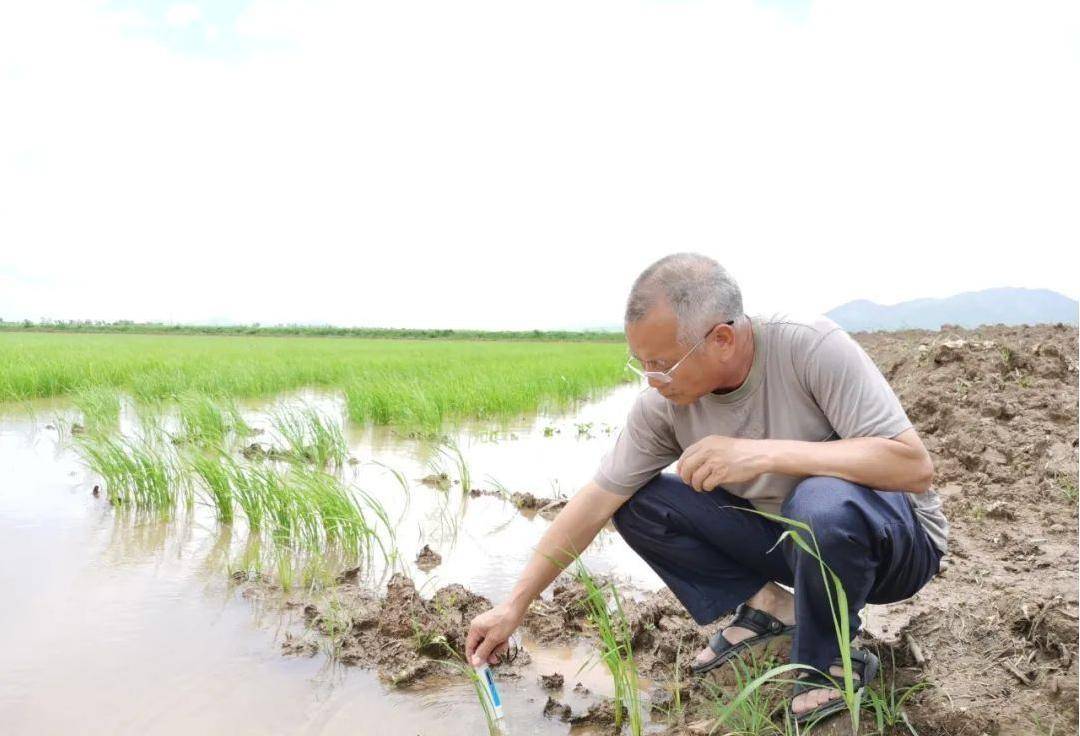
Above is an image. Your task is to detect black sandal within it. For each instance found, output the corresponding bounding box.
[690,602,796,675]
[789,648,880,725]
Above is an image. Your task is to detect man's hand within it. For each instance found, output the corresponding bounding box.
[464,480,626,668]
[466,601,526,667]
[676,435,770,492]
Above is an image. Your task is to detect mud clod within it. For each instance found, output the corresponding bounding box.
[542,695,572,721]
[539,672,564,690]
[415,544,442,571]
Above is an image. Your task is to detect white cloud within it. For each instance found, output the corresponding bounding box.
[165,3,203,29]
[1,0,1077,328]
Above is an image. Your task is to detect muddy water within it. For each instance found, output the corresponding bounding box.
[0,384,670,735]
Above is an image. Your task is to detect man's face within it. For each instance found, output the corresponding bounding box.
[625,302,728,405]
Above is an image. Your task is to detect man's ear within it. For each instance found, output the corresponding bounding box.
[713,322,735,350]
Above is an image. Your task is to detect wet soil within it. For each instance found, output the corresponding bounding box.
[468,487,570,519]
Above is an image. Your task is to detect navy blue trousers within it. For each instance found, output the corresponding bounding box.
[610,473,943,672]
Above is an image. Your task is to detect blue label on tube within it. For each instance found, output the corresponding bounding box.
[484,668,502,707]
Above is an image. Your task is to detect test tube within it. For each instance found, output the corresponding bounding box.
[474,664,505,722]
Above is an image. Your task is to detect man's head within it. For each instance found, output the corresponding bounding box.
[624,253,752,405]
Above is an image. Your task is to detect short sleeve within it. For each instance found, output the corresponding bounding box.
[802,328,913,440]
[593,390,681,496]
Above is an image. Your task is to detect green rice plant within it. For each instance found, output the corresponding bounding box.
[232,462,397,588]
[438,437,471,494]
[1054,471,1079,504]
[370,459,413,527]
[176,392,249,449]
[572,560,643,736]
[49,413,76,446]
[482,474,512,502]
[433,640,503,736]
[701,649,795,735]
[865,651,932,735]
[271,405,348,469]
[2,332,630,432]
[353,484,398,570]
[132,398,173,445]
[76,432,187,512]
[661,638,687,727]
[72,386,121,434]
[187,450,236,523]
[313,593,355,659]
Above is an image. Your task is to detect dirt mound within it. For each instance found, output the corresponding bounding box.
[284,573,528,687]
[521,573,596,643]
[659,324,1078,735]
[852,323,1079,734]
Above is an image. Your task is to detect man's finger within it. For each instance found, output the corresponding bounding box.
[473,634,501,667]
[690,462,714,492]
[678,446,705,483]
[465,624,482,662]
[702,468,724,493]
[488,641,509,665]
[677,438,703,476]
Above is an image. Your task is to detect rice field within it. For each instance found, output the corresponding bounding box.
[0,330,633,596]
[0,332,630,432]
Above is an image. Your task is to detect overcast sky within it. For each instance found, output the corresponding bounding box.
[2,0,1077,330]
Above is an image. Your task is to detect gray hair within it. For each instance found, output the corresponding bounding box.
[625,253,744,346]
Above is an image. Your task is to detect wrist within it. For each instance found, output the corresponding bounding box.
[754,439,780,475]
[502,591,532,620]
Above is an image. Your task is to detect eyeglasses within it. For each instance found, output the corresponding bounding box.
[625,319,736,385]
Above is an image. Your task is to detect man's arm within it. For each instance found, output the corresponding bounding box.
[466,479,629,666]
[676,427,934,494]
[762,427,933,493]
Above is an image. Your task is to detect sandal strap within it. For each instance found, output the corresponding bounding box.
[791,670,836,697]
[792,649,879,698]
[728,602,788,637]
[829,649,872,682]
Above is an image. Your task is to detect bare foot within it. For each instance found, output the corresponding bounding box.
[791,664,846,716]
[695,582,796,667]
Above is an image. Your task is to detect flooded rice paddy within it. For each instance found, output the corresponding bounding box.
[0,384,667,735]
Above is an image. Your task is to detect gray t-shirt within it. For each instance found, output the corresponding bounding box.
[594,312,949,554]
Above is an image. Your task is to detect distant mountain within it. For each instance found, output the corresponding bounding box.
[827,288,1079,332]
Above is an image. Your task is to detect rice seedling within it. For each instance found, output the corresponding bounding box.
[271,405,348,469]
[313,593,355,659]
[438,437,471,494]
[482,474,511,501]
[187,450,236,523]
[72,386,121,434]
[701,650,794,735]
[75,432,188,512]
[671,639,686,726]
[432,639,503,736]
[572,560,643,736]
[176,392,249,449]
[865,651,932,735]
[370,459,413,527]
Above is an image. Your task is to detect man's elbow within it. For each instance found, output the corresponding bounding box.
[907,453,935,493]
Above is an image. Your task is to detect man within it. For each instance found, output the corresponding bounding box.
[466,253,947,722]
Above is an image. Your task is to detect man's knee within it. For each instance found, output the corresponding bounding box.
[612,473,670,532]
[781,476,868,547]
[611,472,700,540]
